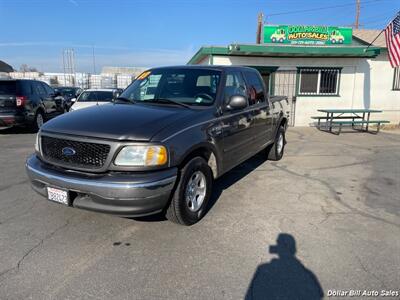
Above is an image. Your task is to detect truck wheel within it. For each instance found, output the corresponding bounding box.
[267,126,285,161]
[166,157,213,225]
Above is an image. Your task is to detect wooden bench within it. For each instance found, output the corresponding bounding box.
[332,120,390,134]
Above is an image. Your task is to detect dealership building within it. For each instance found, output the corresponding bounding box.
[188,26,400,127]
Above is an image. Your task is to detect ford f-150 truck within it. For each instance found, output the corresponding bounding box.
[26,66,288,225]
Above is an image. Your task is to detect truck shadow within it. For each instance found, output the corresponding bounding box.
[245,233,324,300]
[206,151,267,215]
[133,152,267,223]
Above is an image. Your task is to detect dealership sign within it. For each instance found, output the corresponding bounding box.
[263,25,352,45]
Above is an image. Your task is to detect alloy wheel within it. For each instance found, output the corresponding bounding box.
[185,171,207,212]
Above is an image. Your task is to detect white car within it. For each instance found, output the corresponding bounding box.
[69,89,121,111]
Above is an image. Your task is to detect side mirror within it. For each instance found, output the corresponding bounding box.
[113,91,121,99]
[226,95,247,110]
[71,98,77,102]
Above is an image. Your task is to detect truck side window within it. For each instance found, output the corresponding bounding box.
[244,71,265,105]
[223,71,247,105]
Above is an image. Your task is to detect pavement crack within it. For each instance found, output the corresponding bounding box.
[313,160,373,171]
[271,163,400,229]
[0,179,29,192]
[354,254,387,289]
[0,217,73,282]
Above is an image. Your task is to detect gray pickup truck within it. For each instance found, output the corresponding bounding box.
[26,66,288,225]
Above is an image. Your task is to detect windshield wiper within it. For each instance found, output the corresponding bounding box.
[150,98,192,109]
[115,97,135,104]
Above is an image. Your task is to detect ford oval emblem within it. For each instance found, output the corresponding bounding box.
[62,147,76,156]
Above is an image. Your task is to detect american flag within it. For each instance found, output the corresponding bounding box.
[385,11,400,67]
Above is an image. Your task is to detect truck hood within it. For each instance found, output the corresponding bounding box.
[41,103,194,141]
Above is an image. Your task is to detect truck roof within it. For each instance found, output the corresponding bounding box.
[146,65,259,72]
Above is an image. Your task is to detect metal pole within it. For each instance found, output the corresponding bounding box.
[92,45,96,74]
[62,50,65,86]
[355,0,360,29]
[364,29,385,51]
[256,12,264,44]
[364,12,398,51]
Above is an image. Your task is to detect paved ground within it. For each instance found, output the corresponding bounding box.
[0,127,399,299]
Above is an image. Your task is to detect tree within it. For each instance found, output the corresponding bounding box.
[19,64,38,72]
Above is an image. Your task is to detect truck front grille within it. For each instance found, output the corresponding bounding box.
[41,135,111,169]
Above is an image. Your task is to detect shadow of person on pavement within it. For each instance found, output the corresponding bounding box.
[245,233,324,300]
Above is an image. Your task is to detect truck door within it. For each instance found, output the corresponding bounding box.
[220,70,254,172]
[243,70,273,147]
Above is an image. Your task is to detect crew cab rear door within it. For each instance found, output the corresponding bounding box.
[242,70,274,146]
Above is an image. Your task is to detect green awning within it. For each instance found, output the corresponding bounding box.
[188,43,380,65]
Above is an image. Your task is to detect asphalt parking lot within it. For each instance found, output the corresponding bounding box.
[0,127,399,299]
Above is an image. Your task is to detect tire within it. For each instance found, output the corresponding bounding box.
[267,126,286,161]
[31,110,44,132]
[166,157,213,225]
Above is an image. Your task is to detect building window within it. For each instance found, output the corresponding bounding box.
[393,67,400,90]
[297,68,341,96]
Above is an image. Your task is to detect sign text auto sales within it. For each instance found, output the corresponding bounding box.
[263,24,352,45]
[288,26,328,42]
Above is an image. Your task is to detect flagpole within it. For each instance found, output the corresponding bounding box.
[364,11,399,51]
[364,29,385,51]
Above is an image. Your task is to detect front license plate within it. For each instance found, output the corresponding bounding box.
[47,187,69,205]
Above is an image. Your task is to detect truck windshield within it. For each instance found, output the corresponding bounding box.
[120,68,221,106]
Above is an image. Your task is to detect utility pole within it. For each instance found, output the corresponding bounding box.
[355,0,360,29]
[256,12,264,44]
[92,45,96,74]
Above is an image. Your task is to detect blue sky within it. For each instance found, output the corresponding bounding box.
[0,0,399,72]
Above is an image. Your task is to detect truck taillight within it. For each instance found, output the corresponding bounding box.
[16,96,27,107]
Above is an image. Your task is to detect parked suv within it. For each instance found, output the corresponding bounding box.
[0,79,66,131]
[26,66,288,225]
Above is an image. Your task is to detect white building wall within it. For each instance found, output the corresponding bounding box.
[211,54,400,126]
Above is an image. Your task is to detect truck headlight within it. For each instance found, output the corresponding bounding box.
[35,133,40,152]
[114,145,168,166]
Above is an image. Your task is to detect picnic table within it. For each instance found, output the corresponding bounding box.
[312,109,389,134]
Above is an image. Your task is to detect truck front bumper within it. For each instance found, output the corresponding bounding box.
[25,155,177,217]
